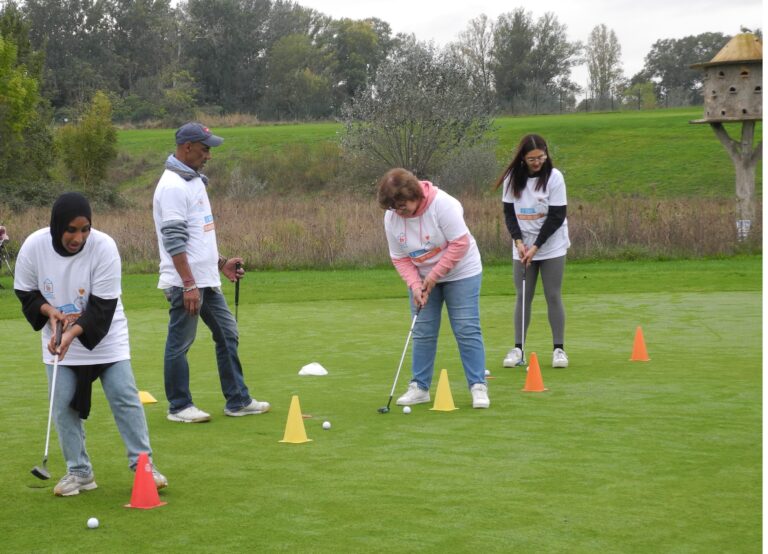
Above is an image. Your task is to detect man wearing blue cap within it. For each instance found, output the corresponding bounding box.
[152,122,270,423]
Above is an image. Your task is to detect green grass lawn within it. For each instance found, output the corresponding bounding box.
[116,108,761,200]
[0,257,760,552]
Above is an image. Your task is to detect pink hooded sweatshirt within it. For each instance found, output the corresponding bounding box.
[391,181,470,293]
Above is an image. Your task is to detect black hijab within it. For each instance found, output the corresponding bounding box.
[50,192,92,257]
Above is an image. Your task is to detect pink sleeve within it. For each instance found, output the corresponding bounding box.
[427,234,470,282]
[391,257,422,291]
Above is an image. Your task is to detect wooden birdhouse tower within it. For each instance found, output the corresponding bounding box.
[691,33,763,240]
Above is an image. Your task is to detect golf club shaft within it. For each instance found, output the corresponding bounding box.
[385,307,421,408]
[43,322,63,461]
[521,264,526,357]
[234,262,241,322]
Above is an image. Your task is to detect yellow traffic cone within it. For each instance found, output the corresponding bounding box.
[429,369,459,412]
[138,391,157,404]
[279,395,312,444]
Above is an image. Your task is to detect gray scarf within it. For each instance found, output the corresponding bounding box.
[165,154,209,185]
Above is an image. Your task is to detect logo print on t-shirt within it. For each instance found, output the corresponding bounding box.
[204,214,215,232]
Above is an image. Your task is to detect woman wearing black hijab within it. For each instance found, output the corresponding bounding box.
[14,192,168,497]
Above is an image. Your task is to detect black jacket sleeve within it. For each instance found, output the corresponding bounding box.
[503,202,523,241]
[74,294,118,350]
[14,289,49,331]
[534,205,567,248]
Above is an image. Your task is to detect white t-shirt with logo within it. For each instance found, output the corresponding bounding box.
[384,189,482,282]
[502,168,570,260]
[153,170,221,289]
[14,228,130,365]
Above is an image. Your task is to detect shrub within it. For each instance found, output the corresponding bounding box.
[56,91,118,197]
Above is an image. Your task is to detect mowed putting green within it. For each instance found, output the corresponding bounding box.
[0,258,760,552]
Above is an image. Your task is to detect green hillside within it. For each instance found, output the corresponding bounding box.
[117,108,761,200]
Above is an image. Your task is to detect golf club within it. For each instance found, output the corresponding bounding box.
[521,262,526,365]
[31,321,63,480]
[378,305,421,414]
[234,261,241,322]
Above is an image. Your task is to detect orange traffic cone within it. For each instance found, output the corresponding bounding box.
[630,326,650,361]
[522,352,548,392]
[125,452,166,509]
[279,395,312,444]
[430,369,458,411]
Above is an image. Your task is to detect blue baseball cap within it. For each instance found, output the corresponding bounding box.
[175,122,223,147]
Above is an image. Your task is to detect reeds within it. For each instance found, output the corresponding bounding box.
[1,194,760,271]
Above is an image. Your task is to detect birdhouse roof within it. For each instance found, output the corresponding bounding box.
[692,33,762,68]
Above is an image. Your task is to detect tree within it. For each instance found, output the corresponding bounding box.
[450,14,495,105]
[179,0,271,112]
[585,24,623,110]
[621,82,657,110]
[22,0,116,110]
[342,39,493,179]
[642,32,729,106]
[526,12,581,113]
[322,19,382,101]
[106,0,176,94]
[262,33,332,119]
[56,91,117,194]
[0,30,54,182]
[492,9,580,113]
[492,8,534,112]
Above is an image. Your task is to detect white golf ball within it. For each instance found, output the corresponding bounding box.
[87,517,99,529]
[484,369,491,377]
[322,421,331,430]
[403,406,412,414]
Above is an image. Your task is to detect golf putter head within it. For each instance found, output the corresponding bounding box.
[377,406,390,414]
[31,465,51,480]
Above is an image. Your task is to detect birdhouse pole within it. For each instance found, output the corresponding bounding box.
[691,33,763,240]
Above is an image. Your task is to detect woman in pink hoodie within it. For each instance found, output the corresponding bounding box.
[377,168,489,409]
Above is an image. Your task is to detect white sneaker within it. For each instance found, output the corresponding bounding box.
[54,472,97,496]
[167,405,211,423]
[552,348,569,368]
[396,382,430,406]
[503,347,525,367]
[471,383,490,409]
[224,399,271,417]
[152,468,168,490]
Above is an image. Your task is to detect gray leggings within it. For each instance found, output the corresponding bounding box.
[514,255,566,346]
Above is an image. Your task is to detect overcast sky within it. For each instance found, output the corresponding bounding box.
[297,0,762,88]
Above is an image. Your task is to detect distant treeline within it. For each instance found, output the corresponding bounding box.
[0,0,757,124]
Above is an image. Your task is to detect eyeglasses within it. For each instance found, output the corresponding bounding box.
[524,154,548,164]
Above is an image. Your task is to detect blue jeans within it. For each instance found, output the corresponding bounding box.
[46,359,153,477]
[163,286,252,413]
[408,273,487,390]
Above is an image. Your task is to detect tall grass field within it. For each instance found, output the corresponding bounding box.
[0,257,760,552]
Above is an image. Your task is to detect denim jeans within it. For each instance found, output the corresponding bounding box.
[163,286,252,413]
[46,359,153,477]
[408,273,487,390]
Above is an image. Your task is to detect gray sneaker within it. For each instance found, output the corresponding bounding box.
[396,382,430,406]
[167,405,211,423]
[224,399,271,417]
[54,472,97,497]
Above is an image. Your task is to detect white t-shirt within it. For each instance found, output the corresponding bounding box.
[502,168,570,260]
[384,189,482,282]
[153,170,221,289]
[14,228,130,365]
